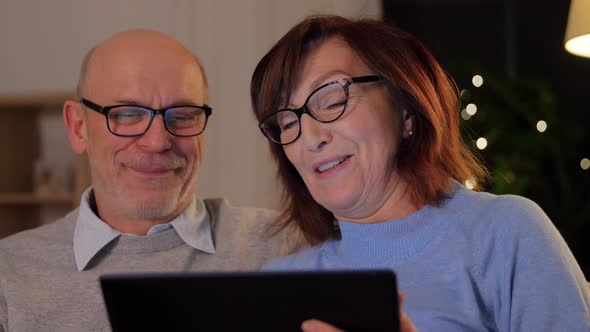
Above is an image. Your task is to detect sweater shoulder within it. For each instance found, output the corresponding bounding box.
[263,244,326,271]
[203,197,278,227]
[203,197,307,258]
[0,209,77,249]
[448,187,575,279]
[0,209,77,265]
[202,197,283,238]
[449,187,551,236]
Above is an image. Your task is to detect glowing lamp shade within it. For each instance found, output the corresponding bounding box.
[565,0,590,58]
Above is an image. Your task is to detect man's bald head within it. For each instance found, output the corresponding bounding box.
[76,29,208,101]
[65,29,211,232]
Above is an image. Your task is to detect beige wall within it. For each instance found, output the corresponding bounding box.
[0,0,381,209]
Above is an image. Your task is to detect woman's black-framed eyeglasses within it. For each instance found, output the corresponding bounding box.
[80,98,212,137]
[258,75,382,145]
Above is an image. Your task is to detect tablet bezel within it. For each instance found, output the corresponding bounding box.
[100,270,399,332]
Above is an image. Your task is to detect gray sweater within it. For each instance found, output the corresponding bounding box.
[0,198,303,331]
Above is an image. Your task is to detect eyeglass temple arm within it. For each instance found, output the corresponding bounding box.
[350,75,383,83]
[80,99,105,113]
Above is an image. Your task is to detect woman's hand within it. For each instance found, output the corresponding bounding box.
[300,294,418,332]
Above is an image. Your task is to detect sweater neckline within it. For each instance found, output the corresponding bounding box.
[103,227,186,254]
[334,194,457,264]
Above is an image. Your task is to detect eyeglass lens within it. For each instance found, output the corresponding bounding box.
[261,81,347,144]
[107,106,207,136]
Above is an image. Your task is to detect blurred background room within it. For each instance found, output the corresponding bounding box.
[0,0,587,277]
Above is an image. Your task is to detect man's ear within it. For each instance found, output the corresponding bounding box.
[401,109,414,139]
[63,100,88,154]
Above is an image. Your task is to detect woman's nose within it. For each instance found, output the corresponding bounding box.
[299,114,331,151]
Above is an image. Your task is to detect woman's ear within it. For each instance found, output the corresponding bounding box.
[401,109,414,139]
[63,100,88,154]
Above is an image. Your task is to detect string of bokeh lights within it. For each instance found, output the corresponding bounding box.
[461,74,588,189]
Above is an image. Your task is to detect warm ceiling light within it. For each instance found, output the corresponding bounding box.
[565,0,590,58]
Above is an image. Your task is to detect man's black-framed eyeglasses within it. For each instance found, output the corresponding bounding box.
[258,75,382,145]
[80,98,212,137]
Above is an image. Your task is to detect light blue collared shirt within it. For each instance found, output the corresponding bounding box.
[73,188,215,271]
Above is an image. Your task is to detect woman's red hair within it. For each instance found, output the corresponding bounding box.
[251,15,487,245]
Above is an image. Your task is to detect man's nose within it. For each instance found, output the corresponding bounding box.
[299,114,331,152]
[136,115,173,152]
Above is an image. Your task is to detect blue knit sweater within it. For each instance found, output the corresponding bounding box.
[265,186,590,331]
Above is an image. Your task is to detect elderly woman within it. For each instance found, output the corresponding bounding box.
[250,15,589,331]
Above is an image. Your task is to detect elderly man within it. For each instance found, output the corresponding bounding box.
[0,30,302,331]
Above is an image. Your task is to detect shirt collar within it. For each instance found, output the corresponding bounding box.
[73,188,215,271]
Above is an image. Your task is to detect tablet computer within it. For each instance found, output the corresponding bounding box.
[100,270,399,332]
